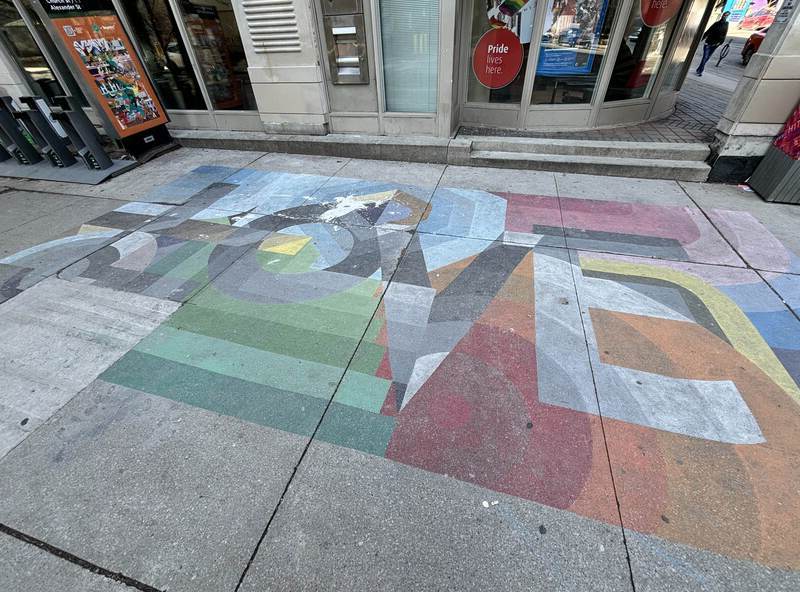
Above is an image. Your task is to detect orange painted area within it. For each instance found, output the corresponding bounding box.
[590,307,800,568]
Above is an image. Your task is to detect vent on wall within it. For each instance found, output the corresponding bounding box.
[243,0,302,53]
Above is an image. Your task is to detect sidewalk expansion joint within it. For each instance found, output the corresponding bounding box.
[556,175,637,591]
[233,165,448,592]
[0,522,163,592]
[676,183,800,322]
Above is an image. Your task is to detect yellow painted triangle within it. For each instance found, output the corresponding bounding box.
[78,224,113,234]
[259,233,312,255]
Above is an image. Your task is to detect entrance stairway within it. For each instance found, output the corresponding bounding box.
[461,136,711,181]
[173,130,713,182]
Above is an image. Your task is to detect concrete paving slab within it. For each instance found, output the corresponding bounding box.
[0,196,125,260]
[440,164,558,196]
[418,185,565,246]
[248,152,350,175]
[297,175,435,229]
[315,236,618,531]
[239,442,632,592]
[156,167,434,231]
[761,271,800,316]
[0,533,131,592]
[568,250,800,581]
[96,222,411,437]
[0,380,309,592]
[681,182,800,273]
[58,217,268,303]
[557,172,692,205]
[0,263,42,304]
[0,200,173,296]
[0,190,84,233]
[626,530,800,592]
[0,278,177,458]
[559,196,745,267]
[335,158,445,187]
[0,147,265,202]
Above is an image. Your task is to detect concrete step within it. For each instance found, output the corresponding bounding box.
[470,150,711,182]
[466,136,710,161]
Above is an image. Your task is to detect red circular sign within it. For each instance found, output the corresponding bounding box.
[640,0,684,27]
[472,28,524,90]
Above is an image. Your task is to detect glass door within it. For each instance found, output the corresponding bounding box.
[461,0,625,131]
[461,0,537,129]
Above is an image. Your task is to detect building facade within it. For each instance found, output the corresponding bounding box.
[0,0,797,176]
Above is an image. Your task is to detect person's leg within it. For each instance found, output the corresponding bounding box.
[696,44,717,75]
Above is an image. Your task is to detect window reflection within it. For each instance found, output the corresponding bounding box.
[467,0,535,104]
[123,0,207,110]
[531,0,620,105]
[0,4,63,100]
[604,3,680,101]
[176,1,257,111]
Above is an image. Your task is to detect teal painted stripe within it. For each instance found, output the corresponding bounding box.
[166,303,364,368]
[316,402,395,457]
[101,350,325,437]
[333,370,391,413]
[146,240,208,276]
[135,325,343,400]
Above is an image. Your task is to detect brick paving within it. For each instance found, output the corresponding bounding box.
[460,77,735,144]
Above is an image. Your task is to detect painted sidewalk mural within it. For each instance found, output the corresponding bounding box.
[1,166,799,575]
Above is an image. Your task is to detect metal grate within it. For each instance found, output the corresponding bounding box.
[243,0,301,53]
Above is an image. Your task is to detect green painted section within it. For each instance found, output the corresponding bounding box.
[316,402,395,457]
[347,341,386,376]
[135,325,343,400]
[101,351,325,437]
[162,243,215,280]
[185,283,382,339]
[363,314,384,342]
[333,370,390,413]
[191,279,382,326]
[145,240,208,277]
[254,240,320,274]
[167,304,363,368]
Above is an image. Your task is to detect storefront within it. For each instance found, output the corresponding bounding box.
[0,0,259,135]
[0,0,728,137]
[460,0,712,131]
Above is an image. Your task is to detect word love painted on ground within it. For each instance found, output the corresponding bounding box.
[1,165,799,579]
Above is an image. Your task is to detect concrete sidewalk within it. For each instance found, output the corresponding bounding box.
[0,148,799,592]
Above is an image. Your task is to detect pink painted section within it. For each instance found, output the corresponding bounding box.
[681,208,746,267]
[706,209,794,273]
[498,193,562,232]
[559,198,701,243]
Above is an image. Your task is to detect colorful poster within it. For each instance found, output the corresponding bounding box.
[53,15,168,138]
[536,0,610,76]
[723,0,755,23]
[774,102,800,160]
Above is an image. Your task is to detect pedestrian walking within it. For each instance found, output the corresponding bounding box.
[696,11,730,76]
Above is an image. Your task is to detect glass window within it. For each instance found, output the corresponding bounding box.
[531,0,620,104]
[175,1,257,111]
[467,0,535,104]
[380,0,439,113]
[663,0,704,89]
[0,2,88,105]
[603,1,681,102]
[122,0,207,110]
[0,4,63,101]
